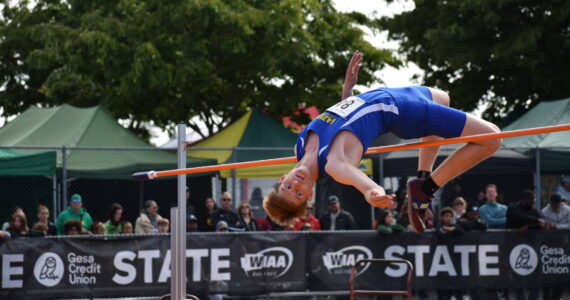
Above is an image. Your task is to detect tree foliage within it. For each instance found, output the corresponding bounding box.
[0,0,397,140]
[382,0,570,122]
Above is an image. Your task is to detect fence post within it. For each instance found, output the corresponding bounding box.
[535,146,541,210]
[52,175,57,221]
[171,123,187,300]
[232,147,237,206]
[62,146,67,210]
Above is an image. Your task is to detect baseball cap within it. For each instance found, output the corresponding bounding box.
[186,214,198,222]
[216,221,228,230]
[71,194,82,203]
[327,195,340,204]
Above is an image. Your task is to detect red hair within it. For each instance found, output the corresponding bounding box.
[263,184,306,226]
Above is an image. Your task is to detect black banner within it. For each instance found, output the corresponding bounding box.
[1,230,569,299]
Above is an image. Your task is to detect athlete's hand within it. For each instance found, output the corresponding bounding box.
[344,50,363,89]
[366,190,396,208]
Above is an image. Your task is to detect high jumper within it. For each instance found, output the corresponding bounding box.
[263,50,502,233]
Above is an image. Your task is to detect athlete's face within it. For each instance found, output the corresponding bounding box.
[278,169,314,205]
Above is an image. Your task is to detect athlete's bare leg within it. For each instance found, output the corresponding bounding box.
[430,114,501,186]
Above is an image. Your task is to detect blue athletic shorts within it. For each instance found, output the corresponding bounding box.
[382,86,467,139]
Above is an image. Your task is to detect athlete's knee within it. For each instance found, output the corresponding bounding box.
[429,88,450,107]
[483,125,501,152]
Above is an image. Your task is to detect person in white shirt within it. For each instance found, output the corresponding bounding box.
[541,194,570,229]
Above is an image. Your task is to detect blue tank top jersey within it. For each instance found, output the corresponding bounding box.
[295,88,399,177]
[295,86,466,177]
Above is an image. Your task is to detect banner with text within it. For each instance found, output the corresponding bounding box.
[1,230,569,299]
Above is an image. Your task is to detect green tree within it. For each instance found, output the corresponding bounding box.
[382,0,570,123]
[0,0,397,140]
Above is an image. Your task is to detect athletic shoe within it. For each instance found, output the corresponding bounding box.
[407,178,433,233]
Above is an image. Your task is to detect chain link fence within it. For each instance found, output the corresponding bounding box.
[1,146,569,232]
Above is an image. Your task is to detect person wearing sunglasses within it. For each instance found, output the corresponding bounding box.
[212,192,240,228]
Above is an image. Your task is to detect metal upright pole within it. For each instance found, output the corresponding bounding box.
[232,147,237,206]
[171,124,187,300]
[52,176,57,221]
[62,146,68,210]
[535,147,541,210]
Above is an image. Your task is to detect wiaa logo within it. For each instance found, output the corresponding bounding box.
[509,244,538,276]
[240,247,293,279]
[34,252,64,287]
[322,245,373,276]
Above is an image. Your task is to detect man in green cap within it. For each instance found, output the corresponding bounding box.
[55,194,93,235]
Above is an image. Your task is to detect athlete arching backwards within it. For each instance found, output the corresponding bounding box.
[263,51,501,233]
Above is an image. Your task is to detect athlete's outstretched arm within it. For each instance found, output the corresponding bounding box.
[342,50,362,100]
[325,161,395,208]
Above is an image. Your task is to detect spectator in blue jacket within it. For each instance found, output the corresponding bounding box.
[478,184,507,229]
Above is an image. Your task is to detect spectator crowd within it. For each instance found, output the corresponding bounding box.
[1,176,570,243]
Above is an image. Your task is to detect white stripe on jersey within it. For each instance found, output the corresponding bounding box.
[341,103,399,128]
[318,144,329,158]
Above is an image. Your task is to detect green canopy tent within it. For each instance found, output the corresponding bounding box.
[0,104,215,178]
[0,149,56,176]
[186,109,299,178]
[502,98,570,172]
[0,149,57,224]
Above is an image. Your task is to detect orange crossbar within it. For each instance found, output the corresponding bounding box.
[132,123,570,180]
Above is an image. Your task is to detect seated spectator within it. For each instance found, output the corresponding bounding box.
[2,207,25,231]
[236,202,259,231]
[55,194,93,235]
[30,223,49,237]
[33,205,56,236]
[435,207,463,238]
[452,197,467,223]
[212,192,240,228]
[63,220,83,235]
[215,221,229,232]
[121,221,134,234]
[200,197,217,232]
[135,200,162,234]
[157,218,170,233]
[91,222,106,235]
[319,195,356,230]
[457,204,487,231]
[507,190,555,232]
[435,207,464,300]
[506,191,546,300]
[7,214,29,238]
[479,184,507,229]
[542,194,570,229]
[187,214,199,232]
[541,196,566,300]
[376,210,404,236]
[556,174,570,202]
[104,203,124,234]
[293,202,321,231]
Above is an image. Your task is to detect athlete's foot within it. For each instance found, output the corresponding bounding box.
[407,178,433,233]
